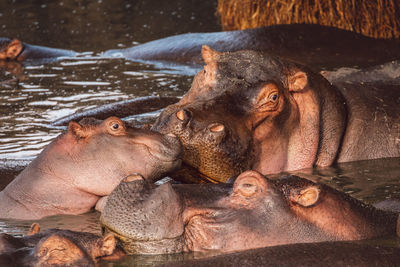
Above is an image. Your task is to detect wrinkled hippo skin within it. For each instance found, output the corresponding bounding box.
[153,46,400,182]
[0,223,121,267]
[104,24,400,70]
[52,95,181,126]
[0,37,76,63]
[100,171,399,254]
[0,116,182,220]
[163,242,400,267]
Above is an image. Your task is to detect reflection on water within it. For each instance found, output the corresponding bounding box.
[0,0,399,265]
[0,57,192,159]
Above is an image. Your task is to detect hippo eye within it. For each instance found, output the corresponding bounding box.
[107,119,125,136]
[269,93,279,102]
[111,122,120,130]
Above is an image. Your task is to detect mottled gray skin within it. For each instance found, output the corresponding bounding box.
[163,242,400,267]
[103,24,400,70]
[153,47,400,183]
[0,117,182,220]
[100,171,398,255]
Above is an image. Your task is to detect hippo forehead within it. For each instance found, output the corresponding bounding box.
[215,50,289,86]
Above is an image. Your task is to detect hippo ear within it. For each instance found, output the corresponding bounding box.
[201,45,221,64]
[289,186,320,207]
[27,223,41,236]
[233,171,268,199]
[0,39,23,60]
[288,71,308,92]
[100,233,117,256]
[68,121,90,139]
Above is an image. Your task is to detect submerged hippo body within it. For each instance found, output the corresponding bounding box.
[100,171,399,254]
[104,24,400,70]
[2,25,400,69]
[0,117,181,220]
[0,38,76,63]
[168,242,400,267]
[0,223,121,266]
[153,46,400,182]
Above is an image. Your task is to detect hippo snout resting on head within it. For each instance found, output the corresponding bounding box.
[0,117,182,220]
[153,46,400,182]
[100,171,399,254]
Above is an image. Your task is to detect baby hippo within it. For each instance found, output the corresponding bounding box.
[0,223,122,267]
[0,117,182,220]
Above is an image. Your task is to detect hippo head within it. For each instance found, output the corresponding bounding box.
[54,116,182,194]
[153,46,346,182]
[100,171,397,254]
[0,38,23,61]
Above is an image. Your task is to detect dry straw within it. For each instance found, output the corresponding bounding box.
[217,0,400,39]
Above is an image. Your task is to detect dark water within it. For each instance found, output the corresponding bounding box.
[0,0,399,265]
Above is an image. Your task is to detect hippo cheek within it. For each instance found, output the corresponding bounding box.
[100,179,185,254]
[183,209,270,253]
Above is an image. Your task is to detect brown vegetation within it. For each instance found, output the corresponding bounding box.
[217,0,400,39]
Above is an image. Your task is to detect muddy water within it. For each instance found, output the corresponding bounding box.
[0,0,399,265]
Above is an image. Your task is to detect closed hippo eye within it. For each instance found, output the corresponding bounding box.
[232,170,268,200]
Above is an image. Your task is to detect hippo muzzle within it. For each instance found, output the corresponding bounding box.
[100,174,185,254]
[153,100,253,183]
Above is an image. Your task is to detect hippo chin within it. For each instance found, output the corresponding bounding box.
[0,116,182,220]
[100,171,399,255]
[152,46,400,182]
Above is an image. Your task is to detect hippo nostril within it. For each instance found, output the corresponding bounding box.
[176,109,191,122]
[166,133,177,138]
[209,123,225,133]
[124,173,145,183]
[176,110,185,121]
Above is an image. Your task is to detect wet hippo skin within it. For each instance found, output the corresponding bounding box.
[100,171,399,254]
[0,117,182,220]
[104,24,400,70]
[2,24,400,70]
[152,46,400,183]
[0,223,122,267]
[52,95,181,126]
[0,38,76,63]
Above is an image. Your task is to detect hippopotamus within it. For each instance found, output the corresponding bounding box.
[104,24,400,70]
[3,24,400,70]
[152,46,400,183]
[100,171,399,254]
[0,223,122,266]
[0,116,182,220]
[0,38,76,63]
